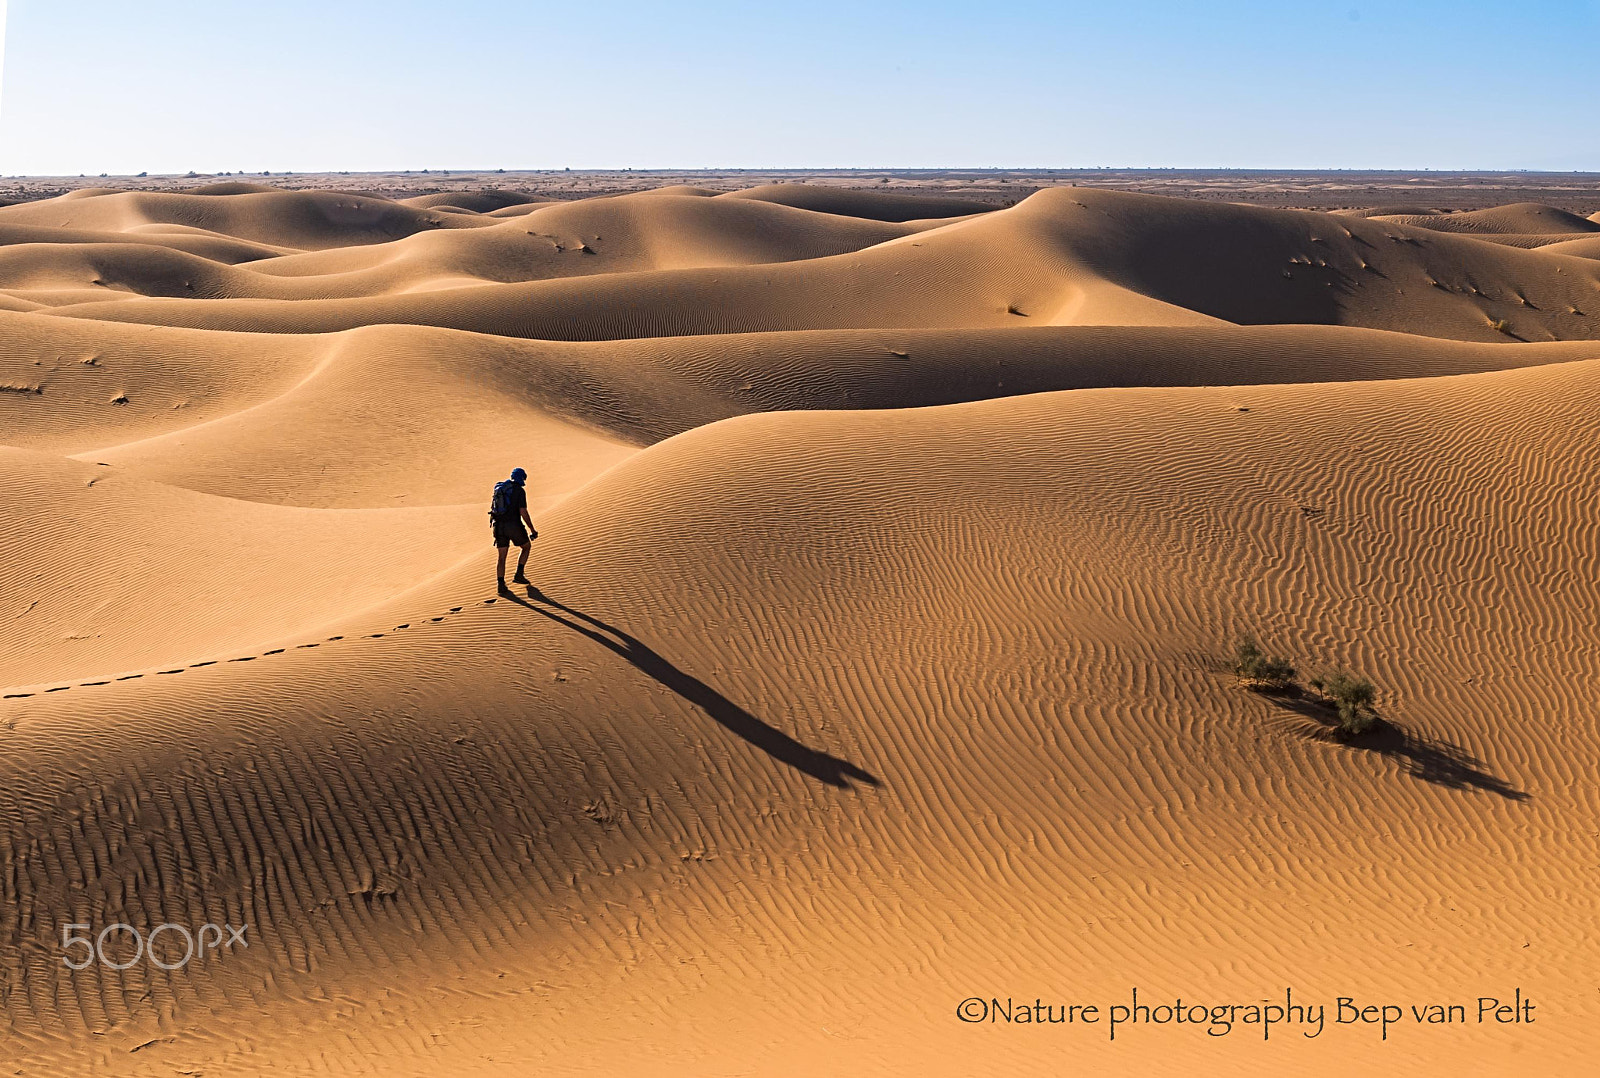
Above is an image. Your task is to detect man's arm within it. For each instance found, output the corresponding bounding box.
[521,504,536,535]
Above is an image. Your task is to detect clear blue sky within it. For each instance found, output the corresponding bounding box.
[1,0,1597,176]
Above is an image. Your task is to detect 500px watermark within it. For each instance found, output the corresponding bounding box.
[60,922,248,970]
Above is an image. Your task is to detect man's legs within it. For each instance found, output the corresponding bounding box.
[512,541,531,584]
[496,543,509,585]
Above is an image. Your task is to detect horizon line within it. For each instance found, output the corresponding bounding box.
[7,166,1600,180]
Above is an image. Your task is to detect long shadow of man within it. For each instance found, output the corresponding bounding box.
[501,586,880,790]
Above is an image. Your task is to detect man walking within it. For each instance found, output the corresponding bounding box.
[490,467,537,591]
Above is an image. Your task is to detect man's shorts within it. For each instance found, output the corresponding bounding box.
[492,517,530,549]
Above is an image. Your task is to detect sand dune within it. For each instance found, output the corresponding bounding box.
[397,190,550,212]
[0,220,291,262]
[10,311,1596,511]
[1333,204,1441,218]
[721,181,994,220]
[1367,202,1600,250]
[1372,201,1599,236]
[0,186,489,251]
[0,190,934,305]
[1536,234,1600,260]
[29,187,1600,344]
[3,180,1598,1076]
[0,446,480,688]
[238,192,929,289]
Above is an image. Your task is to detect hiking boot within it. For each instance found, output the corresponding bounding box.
[511,573,530,585]
[496,579,511,594]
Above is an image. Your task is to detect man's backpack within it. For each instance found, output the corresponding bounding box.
[489,480,516,519]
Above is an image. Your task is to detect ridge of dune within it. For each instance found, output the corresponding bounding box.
[11,307,1599,510]
[3,357,1597,1074]
[0,188,491,251]
[0,241,281,301]
[482,202,546,218]
[0,221,291,263]
[0,310,318,452]
[234,191,930,290]
[0,445,483,688]
[1393,232,1599,250]
[0,190,935,304]
[1536,234,1600,260]
[1332,205,1441,218]
[1371,201,1600,236]
[175,181,284,196]
[720,181,994,220]
[58,324,640,509]
[397,190,549,211]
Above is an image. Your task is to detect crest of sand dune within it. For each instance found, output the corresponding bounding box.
[1535,233,1600,260]
[2,181,1599,1076]
[1372,201,1600,236]
[1368,201,1600,250]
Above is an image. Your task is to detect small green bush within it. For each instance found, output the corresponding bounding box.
[1488,318,1512,335]
[1234,635,1296,690]
[1309,670,1378,737]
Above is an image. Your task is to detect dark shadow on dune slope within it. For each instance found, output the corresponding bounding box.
[1110,214,1361,327]
[502,585,880,790]
[1267,695,1528,801]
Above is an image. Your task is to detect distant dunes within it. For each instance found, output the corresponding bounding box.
[8,186,1593,345]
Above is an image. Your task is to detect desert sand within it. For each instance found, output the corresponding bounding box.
[3,178,1599,1076]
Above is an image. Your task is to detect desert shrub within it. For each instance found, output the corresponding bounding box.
[1233,635,1296,691]
[1309,670,1377,737]
[1488,318,1512,334]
